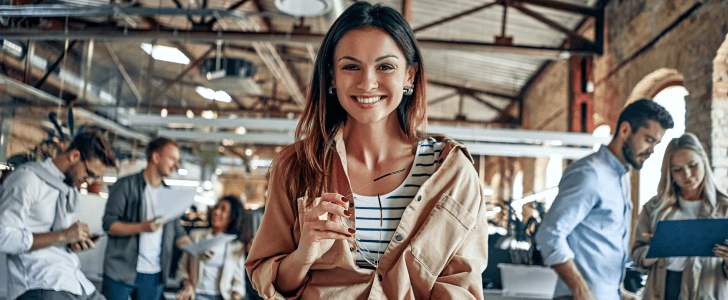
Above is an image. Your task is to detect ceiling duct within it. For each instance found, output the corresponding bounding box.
[199,57,261,95]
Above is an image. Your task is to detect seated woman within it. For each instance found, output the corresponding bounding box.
[631,132,728,299]
[177,196,247,300]
[245,2,488,299]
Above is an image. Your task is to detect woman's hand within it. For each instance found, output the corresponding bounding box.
[714,240,728,260]
[175,280,195,300]
[292,193,354,266]
[230,291,241,300]
[199,251,213,262]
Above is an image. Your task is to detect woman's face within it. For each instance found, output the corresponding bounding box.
[670,149,705,195]
[210,200,232,231]
[332,27,416,126]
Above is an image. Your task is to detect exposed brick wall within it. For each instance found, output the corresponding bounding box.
[522,61,569,132]
[524,0,728,191]
[600,0,728,190]
[713,35,728,187]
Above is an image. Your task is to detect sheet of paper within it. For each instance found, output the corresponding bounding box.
[646,219,728,258]
[181,233,237,256]
[155,188,196,222]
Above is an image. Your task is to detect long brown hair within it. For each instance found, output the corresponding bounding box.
[273,2,428,201]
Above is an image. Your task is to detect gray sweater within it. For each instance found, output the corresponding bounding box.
[102,171,187,286]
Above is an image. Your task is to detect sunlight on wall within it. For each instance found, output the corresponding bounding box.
[639,86,687,207]
[544,154,563,209]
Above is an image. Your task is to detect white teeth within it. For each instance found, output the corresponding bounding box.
[355,96,381,104]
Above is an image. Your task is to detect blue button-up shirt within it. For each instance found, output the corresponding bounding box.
[535,145,632,300]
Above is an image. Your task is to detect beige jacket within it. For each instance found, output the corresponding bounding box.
[631,186,728,300]
[245,134,489,300]
[177,228,247,300]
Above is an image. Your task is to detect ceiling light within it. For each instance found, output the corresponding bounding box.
[235,127,247,135]
[165,179,200,187]
[140,43,190,65]
[218,146,225,152]
[1,40,24,59]
[161,108,168,118]
[215,168,223,175]
[201,110,218,119]
[203,180,213,190]
[245,149,253,156]
[251,158,273,168]
[275,0,331,17]
[222,139,234,146]
[30,55,47,70]
[178,169,189,176]
[194,195,215,205]
[186,110,194,118]
[195,86,232,103]
[99,91,116,104]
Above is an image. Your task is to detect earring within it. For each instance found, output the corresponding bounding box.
[328,86,336,95]
[403,85,414,96]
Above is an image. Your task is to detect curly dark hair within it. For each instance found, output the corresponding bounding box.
[217,195,245,239]
[615,99,674,135]
[65,130,116,167]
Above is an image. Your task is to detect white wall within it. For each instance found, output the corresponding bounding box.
[72,193,108,284]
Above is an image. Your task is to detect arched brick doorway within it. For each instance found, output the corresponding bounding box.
[626,69,688,208]
[626,68,684,105]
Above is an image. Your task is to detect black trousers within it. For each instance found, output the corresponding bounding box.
[665,270,683,300]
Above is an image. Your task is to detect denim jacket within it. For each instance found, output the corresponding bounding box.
[245,134,488,300]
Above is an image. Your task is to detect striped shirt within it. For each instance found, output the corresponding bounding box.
[352,137,445,269]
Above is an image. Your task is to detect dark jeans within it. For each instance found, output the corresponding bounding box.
[244,271,263,300]
[101,273,163,300]
[18,290,106,300]
[665,270,683,300]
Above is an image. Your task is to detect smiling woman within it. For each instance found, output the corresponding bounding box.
[177,196,247,300]
[244,2,489,299]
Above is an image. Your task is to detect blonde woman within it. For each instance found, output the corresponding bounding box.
[631,133,728,299]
